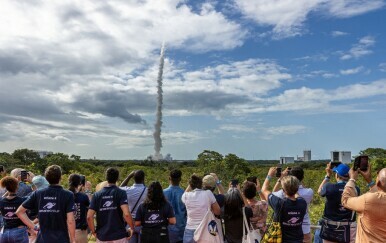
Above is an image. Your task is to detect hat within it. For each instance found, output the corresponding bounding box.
[332,164,350,177]
[32,175,49,190]
[202,175,216,189]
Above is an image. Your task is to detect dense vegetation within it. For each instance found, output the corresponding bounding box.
[1,147,386,225]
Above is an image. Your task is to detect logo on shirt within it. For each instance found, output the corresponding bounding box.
[43,202,56,209]
[4,212,15,217]
[148,214,159,221]
[287,217,300,224]
[103,201,113,208]
[207,220,218,236]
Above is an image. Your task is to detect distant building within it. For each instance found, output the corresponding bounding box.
[280,157,295,164]
[331,151,351,164]
[303,150,311,162]
[35,150,53,158]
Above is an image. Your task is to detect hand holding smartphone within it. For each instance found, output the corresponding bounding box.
[231,179,239,187]
[275,167,282,178]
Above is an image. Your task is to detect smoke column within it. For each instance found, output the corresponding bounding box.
[153,43,165,160]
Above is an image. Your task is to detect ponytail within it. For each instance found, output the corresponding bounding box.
[68,174,81,194]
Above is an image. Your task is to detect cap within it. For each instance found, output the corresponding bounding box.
[32,175,49,190]
[202,175,216,189]
[332,163,350,177]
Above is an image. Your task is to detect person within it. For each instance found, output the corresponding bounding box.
[261,167,307,243]
[341,166,386,242]
[273,167,314,243]
[31,175,49,191]
[16,165,76,243]
[95,181,109,192]
[84,181,93,201]
[163,169,187,243]
[87,168,134,243]
[242,181,268,235]
[317,163,359,243]
[181,174,221,243]
[0,176,29,243]
[223,187,253,243]
[68,174,90,243]
[120,170,148,243]
[10,168,32,197]
[202,174,225,208]
[135,181,176,243]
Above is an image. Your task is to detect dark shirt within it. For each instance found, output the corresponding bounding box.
[135,202,175,229]
[223,207,252,243]
[74,192,90,229]
[0,196,27,229]
[22,185,75,243]
[89,185,128,241]
[268,194,307,243]
[320,182,359,221]
[17,182,32,197]
[214,194,225,208]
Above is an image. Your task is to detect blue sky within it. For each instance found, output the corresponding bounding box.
[0,0,385,160]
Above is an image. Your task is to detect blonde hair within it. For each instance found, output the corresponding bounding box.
[280,175,300,196]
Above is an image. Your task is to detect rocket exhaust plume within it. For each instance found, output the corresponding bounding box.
[153,43,165,161]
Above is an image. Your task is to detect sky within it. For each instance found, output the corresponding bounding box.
[0,0,386,160]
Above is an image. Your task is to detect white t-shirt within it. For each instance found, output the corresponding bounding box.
[181,189,217,230]
[272,185,314,234]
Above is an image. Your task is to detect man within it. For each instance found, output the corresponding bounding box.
[272,167,314,243]
[341,165,386,242]
[163,169,187,243]
[10,168,33,197]
[87,168,134,243]
[317,163,359,243]
[120,170,147,243]
[16,165,76,243]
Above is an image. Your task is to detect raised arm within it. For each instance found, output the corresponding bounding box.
[120,171,136,187]
[318,162,332,195]
[261,167,277,201]
[341,168,365,212]
[210,173,225,194]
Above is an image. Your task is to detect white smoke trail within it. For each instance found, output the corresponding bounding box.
[153,43,165,161]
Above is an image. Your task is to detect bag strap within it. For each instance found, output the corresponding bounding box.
[131,186,146,214]
[274,198,285,222]
[243,207,251,237]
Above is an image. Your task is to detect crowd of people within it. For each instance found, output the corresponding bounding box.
[0,162,385,243]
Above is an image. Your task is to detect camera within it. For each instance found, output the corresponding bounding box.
[330,162,341,169]
[20,170,28,182]
[276,167,282,178]
[354,155,368,171]
[231,179,239,187]
[80,175,86,186]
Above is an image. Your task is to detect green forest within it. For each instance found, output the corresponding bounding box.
[1,147,386,225]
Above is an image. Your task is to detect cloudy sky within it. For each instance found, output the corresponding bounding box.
[1,0,385,160]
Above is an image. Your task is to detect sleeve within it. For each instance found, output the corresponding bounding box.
[181,192,186,204]
[22,191,37,210]
[341,181,365,213]
[166,202,175,218]
[66,193,75,213]
[134,204,143,222]
[89,194,97,211]
[207,191,216,205]
[319,183,330,197]
[268,193,283,213]
[119,190,128,205]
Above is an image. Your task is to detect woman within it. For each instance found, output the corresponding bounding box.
[242,181,268,235]
[135,181,176,243]
[223,187,253,243]
[182,175,221,243]
[0,176,30,243]
[261,167,307,243]
[68,174,90,243]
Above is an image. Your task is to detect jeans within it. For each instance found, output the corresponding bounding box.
[0,227,29,243]
[168,225,184,243]
[128,226,141,243]
[183,228,196,243]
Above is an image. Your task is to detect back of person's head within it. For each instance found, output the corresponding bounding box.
[333,164,349,181]
[134,170,145,184]
[377,168,386,192]
[202,175,216,191]
[189,174,202,190]
[106,168,119,184]
[45,165,62,185]
[281,175,299,197]
[68,174,82,194]
[32,175,49,190]
[224,188,244,219]
[144,181,166,210]
[95,181,109,192]
[10,168,22,179]
[169,169,182,185]
[289,167,304,182]
[0,176,18,193]
[242,181,257,199]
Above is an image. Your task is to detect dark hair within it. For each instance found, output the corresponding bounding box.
[0,176,18,193]
[134,170,145,184]
[45,165,62,184]
[68,174,81,194]
[143,181,166,210]
[170,169,182,185]
[106,168,119,184]
[189,175,202,190]
[289,167,304,182]
[242,181,257,199]
[224,188,244,219]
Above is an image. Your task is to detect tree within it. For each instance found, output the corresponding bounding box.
[359,148,386,159]
[223,153,251,180]
[12,149,41,166]
[196,150,224,175]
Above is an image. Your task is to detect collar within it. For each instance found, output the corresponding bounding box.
[168,185,181,189]
[336,181,347,184]
[49,185,63,188]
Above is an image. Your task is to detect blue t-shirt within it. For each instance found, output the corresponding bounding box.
[89,185,128,241]
[74,192,90,230]
[22,185,75,243]
[163,185,187,232]
[135,201,175,229]
[17,182,32,197]
[320,182,359,221]
[0,196,27,229]
[268,194,307,243]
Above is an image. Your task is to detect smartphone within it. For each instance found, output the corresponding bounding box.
[330,162,341,169]
[20,170,28,181]
[276,167,282,178]
[80,175,86,186]
[247,176,257,184]
[231,179,239,187]
[354,155,368,171]
[0,165,4,172]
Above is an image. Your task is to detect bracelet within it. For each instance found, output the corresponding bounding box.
[349,178,356,183]
[216,180,222,185]
[266,175,272,180]
[367,181,375,187]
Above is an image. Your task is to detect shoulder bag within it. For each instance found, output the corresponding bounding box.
[261,199,285,243]
[242,207,262,243]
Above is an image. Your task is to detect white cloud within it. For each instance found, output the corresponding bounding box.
[340,36,375,60]
[219,124,255,132]
[266,125,307,135]
[53,136,71,142]
[331,30,349,37]
[379,63,386,72]
[340,66,364,75]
